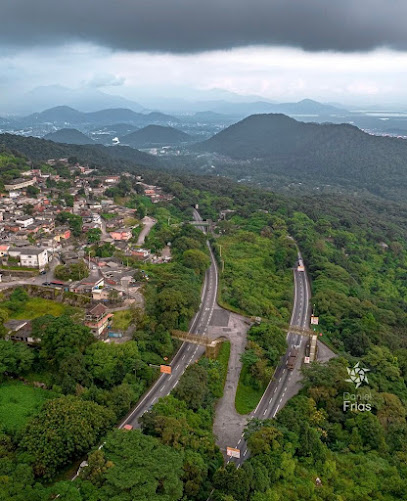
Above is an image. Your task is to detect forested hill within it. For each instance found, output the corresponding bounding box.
[196,113,407,201]
[44,128,94,145]
[0,133,162,170]
[121,125,192,148]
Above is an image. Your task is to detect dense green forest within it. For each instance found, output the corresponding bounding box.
[193,113,407,201]
[2,139,407,499]
[0,133,161,170]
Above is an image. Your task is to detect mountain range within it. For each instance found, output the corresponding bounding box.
[19,106,179,127]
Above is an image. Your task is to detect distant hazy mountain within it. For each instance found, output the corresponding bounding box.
[196,113,407,201]
[89,123,140,144]
[10,85,144,114]
[205,98,347,117]
[28,106,85,124]
[44,128,94,145]
[19,106,179,129]
[121,125,193,148]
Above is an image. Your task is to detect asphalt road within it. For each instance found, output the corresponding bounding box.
[136,216,156,246]
[120,213,217,429]
[231,260,311,466]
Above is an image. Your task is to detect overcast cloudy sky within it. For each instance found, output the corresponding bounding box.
[2,0,407,113]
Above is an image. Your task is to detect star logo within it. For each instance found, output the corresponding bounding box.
[346,362,370,389]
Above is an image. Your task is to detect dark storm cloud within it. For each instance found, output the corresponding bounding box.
[2,0,407,53]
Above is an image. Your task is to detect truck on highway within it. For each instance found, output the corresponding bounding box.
[287,348,298,370]
[297,258,305,272]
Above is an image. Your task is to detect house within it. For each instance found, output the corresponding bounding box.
[104,176,120,184]
[4,178,36,191]
[9,247,48,268]
[0,244,9,257]
[53,227,71,241]
[131,248,150,260]
[84,304,112,338]
[16,215,34,228]
[72,269,104,296]
[110,228,132,241]
[4,320,39,344]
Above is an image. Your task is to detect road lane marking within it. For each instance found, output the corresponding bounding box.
[263,408,268,415]
[273,404,280,417]
[175,364,180,370]
[182,355,185,360]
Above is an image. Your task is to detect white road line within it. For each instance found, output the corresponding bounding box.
[182,355,185,360]
[243,449,247,456]
[175,364,180,370]
[273,404,280,417]
[238,438,242,445]
[263,408,268,416]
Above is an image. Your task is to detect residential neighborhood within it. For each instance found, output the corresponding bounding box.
[0,156,173,339]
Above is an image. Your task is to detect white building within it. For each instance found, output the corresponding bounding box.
[9,247,48,268]
[16,215,34,228]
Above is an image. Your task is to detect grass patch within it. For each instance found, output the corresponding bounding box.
[235,363,266,415]
[9,297,79,320]
[0,266,37,271]
[217,341,231,397]
[0,381,57,433]
[112,309,133,331]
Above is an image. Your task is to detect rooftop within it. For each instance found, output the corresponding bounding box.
[88,303,108,317]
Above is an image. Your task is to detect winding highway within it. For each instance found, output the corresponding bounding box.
[231,256,311,466]
[120,211,218,429]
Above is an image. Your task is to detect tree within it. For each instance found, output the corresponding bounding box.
[86,429,184,501]
[56,212,82,237]
[0,339,34,378]
[87,228,102,244]
[21,396,114,478]
[182,249,210,276]
[0,307,9,338]
[84,341,141,388]
[54,260,89,281]
[34,315,94,369]
[173,364,208,410]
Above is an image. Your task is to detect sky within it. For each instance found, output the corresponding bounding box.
[1,0,407,113]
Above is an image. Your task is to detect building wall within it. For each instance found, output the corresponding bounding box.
[20,249,48,268]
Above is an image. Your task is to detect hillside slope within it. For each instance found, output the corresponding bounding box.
[122,125,192,148]
[196,113,407,200]
[0,133,162,170]
[44,128,94,145]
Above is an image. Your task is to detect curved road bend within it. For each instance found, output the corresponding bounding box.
[120,212,217,429]
[231,257,311,466]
